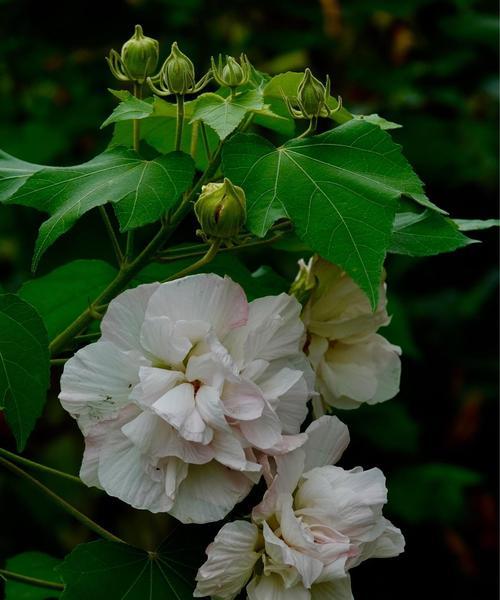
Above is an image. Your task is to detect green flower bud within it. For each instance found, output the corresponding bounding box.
[297,68,328,118]
[162,42,196,95]
[211,54,251,89]
[195,178,246,240]
[121,25,159,82]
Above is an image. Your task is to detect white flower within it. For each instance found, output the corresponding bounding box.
[300,257,401,411]
[195,416,404,599]
[59,274,314,524]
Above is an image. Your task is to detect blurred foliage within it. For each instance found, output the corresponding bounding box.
[0,0,497,599]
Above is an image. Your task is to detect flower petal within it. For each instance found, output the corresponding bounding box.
[100,282,160,352]
[194,521,261,600]
[145,274,248,338]
[59,341,142,434]
[170,461,254,524]
[302,416,350,471]
[130,366,184,409]
[240,401,282,450]
[247,573,310,600]
[311,577,353,600]
[139,316,192,366]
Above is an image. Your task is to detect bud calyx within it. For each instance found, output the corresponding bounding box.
[195,178,246,241]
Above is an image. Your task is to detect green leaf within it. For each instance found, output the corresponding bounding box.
[223,121,432,306]
[57,539,198,600]
[190,89,267,140]
[0,294,49,450]
[4,552,62,600]
[101,91,154,128]
[453,218,500,231]
[19,260,117,340]
[388,464,482,524]
[0,150,43,202]
[389,210,475,256]
[353,113,402,130]
[2,148,194,269]
[111,98,219,171]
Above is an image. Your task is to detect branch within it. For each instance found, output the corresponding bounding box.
[0,569,64,592]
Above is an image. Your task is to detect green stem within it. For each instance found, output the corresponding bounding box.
[175,94,185,152]
[48,141,224,357]
[0,569,64,592]
[50,358,68,367]
[200,122,211,161]
[0,447,82,484]
[126,82,143,263]
[162,239,221,282]
[0,456,124,543]
[190,120,199,158]
[98,206,123,266]
[298,117,317,139]
[157,233,285,263]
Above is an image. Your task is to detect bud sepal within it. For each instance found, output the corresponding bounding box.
[106,25,159,84]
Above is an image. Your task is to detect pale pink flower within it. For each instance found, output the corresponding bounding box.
[195,416,404,599]
[300,257,401,412]
[59,274,314,524]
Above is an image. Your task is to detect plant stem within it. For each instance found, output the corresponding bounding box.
[175,94,185,152]
[0,447,82,484]
[190,120,199,158]
[126,82,143,263]
[0,456,124,543]
[200,122,211,161]
[49,141,224,357]
[0,569,64,591]
[157,233,285,262]
[162,239,221,282]
[98,206,123,266]
[50,358,68,367]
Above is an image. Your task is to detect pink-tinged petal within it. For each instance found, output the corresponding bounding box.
[240,401,282,450]
[247,574,310,600]
[139,316,192,366]
[101,282,160,352]
[311,577,353,600]
[212,431,262,473]
[225,294,304,364]
[97,428,173,513]
[263,522,323,589]
[253,452,305,522]
[180,406,213,444]
[265,434,308,456]
[302,416,350,471]
[170,461,254,524]
[145,274,248,338]
[121,411,214,464]
[194,521,261,599]
[258,367,303,402]
[129,366,184,409]
[222,379,265,421]
[196,385,231,432]
[59,341,143,435]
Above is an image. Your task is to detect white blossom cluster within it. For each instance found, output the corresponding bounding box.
[59,258,403,599]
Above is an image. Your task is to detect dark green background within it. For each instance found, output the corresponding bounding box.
[0,0,498,598]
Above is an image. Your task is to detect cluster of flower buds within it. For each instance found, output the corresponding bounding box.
[194,178,247,243]
[106,25,159,84]
[211,54,252,89]
[284,67,343,121]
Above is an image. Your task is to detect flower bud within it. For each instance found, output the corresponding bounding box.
[162,42,196,95]
[121,25,159,82]
[211,54,251,89]
[297,68,328,118]
[290,256,318,304]
[195,178,246,240]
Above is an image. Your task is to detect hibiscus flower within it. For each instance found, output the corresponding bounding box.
[59,274,314,524]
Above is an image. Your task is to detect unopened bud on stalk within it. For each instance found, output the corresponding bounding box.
[148,42,211,97]
[195,178,246,241]
[107,25,159,84]
[211,54,252,89]
[297,68,329,118]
